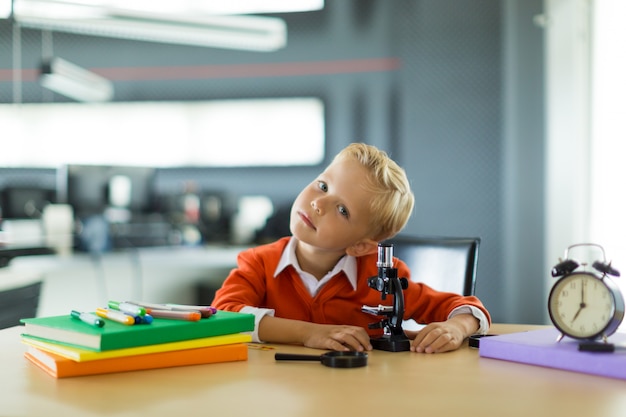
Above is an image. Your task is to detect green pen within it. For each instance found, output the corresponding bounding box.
[71,310,105,328]
[108,301,147,317]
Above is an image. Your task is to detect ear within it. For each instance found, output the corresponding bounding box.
[346,238,379,257]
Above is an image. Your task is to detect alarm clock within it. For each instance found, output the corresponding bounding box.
[548,243,624,342]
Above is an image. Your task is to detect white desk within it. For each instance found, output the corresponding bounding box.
[2,324,626,417]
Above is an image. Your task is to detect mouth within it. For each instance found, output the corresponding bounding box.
[297,210,317,231]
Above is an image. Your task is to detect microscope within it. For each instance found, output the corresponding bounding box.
[362,243,411,352]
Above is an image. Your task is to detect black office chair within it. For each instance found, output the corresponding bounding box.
[0,281,42,329]
[386,235,480,331]
[387,235,481,296]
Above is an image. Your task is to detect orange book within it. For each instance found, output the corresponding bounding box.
[24,343,248,378]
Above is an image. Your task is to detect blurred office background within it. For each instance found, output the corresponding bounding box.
[1,0,624,326]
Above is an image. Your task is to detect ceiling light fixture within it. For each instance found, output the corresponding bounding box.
[10,0,288,51]
[40,57,114,102]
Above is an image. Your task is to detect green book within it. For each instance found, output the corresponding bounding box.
[20,310,254,351]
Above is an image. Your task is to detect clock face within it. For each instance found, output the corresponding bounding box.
[548,272,616,339]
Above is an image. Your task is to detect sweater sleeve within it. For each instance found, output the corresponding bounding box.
[212,250,267,312]
[211,238,287,312]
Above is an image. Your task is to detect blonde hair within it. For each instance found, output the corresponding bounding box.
[333,143,414,241]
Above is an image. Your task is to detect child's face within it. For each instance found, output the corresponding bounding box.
[290,157,374,252]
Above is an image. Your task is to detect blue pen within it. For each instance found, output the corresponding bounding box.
[71,310,105,328]
[139,313,153,324]
[133,313,154,324]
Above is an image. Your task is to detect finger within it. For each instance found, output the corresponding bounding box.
[411,325,437,346]
[326,339,352,352]
[353,330,373,351]
[415,330,462,353]
[411,327,444,353]
[334,333,370,352]
[423,332,454,353]
[341,327,373,351]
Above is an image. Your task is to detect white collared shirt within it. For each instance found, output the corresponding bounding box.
[274,237,358,296]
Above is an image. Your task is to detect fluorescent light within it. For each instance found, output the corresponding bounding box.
[176,0,325,15]
[63,0,325,15]
[40,57,114,102]
[11,0,287,51]
[9,0,324,16]
[0,0,12,19]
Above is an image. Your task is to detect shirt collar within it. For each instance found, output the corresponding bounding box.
[275,237,358,290]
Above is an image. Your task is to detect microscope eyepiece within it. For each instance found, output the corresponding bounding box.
[377,243,394,268]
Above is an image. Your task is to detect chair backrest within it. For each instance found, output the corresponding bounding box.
[0,281,42,329]
[387,235,480,296]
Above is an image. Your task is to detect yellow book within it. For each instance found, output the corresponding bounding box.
[21,333,252,362]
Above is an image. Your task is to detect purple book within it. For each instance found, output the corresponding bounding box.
[479,328,626,380]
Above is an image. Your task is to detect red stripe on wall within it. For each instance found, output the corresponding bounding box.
[0,69,40,82]
[0,58,401,82]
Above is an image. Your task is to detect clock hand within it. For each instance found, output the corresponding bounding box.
[571,280,587,323]
[571,304,584,323]
[581,278,586,303]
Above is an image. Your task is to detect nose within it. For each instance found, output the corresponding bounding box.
[311,200,322,214]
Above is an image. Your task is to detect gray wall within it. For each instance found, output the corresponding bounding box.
[0,0,547,324]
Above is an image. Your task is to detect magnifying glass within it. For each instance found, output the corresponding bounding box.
[275,351,368,368]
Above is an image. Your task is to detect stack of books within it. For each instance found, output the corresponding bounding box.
[20,304,254,378]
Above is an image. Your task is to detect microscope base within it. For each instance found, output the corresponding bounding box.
[371,335,411,352]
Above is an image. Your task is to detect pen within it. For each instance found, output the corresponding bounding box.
[165,304,217,318]
[95,308,135,325]
[135,313,154,324]
[129,301,216,318]
[108,301,146,317]
[71,310,105,328]
[127,301,169,311]
[147,309,202,321]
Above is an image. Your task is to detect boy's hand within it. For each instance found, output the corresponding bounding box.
[405,314,479,353]
[258,316,372,351]
[303,324,373,352]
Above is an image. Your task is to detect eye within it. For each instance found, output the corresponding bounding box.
[317,181,328,192]
[338,205,349,218]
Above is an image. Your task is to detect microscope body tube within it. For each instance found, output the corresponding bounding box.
[376,244,405,333]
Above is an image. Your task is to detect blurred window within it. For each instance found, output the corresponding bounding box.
[0,97,325,167]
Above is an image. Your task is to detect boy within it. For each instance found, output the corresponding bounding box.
[213,143,490,353]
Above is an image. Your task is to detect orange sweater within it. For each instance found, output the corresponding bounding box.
[212,237,491,337]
